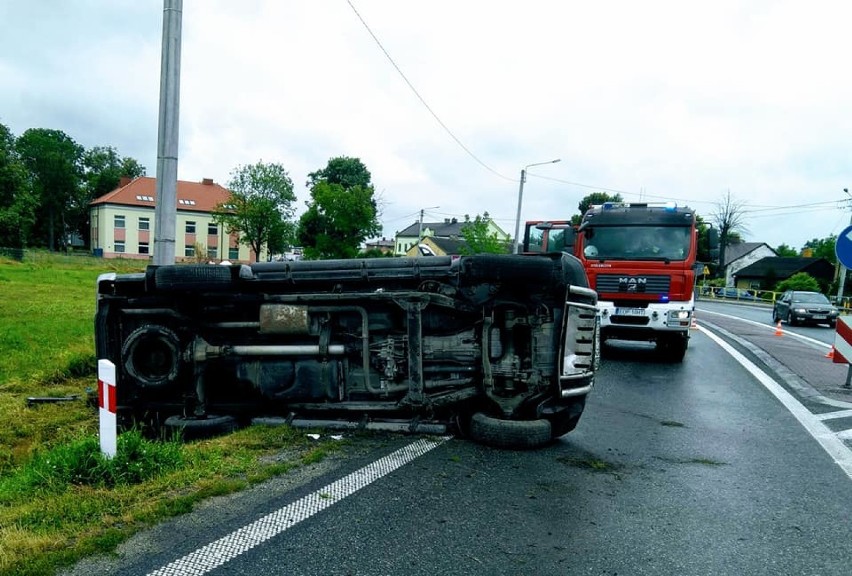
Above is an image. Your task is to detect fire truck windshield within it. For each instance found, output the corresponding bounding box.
[583,226,691,260]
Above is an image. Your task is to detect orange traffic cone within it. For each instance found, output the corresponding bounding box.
[825,346,835,359]
[774,321,783,336]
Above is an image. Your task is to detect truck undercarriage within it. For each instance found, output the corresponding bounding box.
[95,254,598,448]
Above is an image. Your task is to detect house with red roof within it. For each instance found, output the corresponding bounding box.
[89,176,259,262]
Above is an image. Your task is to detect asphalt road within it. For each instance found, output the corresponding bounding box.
[64,322,852,576]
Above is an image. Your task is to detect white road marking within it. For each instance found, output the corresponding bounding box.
[700,328,852,480]
[147,436,451,576]
[816,409,852,421]
[697,308,830,349]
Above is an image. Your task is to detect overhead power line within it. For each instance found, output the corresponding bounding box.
[346,0,514,182]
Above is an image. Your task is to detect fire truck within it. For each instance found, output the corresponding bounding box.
[523,203,716,362]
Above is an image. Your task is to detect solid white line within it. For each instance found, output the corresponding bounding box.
[816,409,852,421]
[147,436,451,576]
[700,328,852,480]
[697,307,831,349]
[838,429,852,440]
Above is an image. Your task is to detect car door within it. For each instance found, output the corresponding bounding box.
[776,291,792,319]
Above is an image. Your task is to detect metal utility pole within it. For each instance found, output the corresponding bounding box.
[513,159,560,254]
[416,206,439,257]
[153,0,183,266]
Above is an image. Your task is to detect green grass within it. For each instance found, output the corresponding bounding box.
[0,251,343,576]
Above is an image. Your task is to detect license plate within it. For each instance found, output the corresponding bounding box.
[812,315,827,320]
[615,307,645,316]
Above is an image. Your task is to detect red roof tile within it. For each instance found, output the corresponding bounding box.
[90,177,231,213]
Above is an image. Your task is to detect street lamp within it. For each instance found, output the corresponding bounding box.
[513,159,561,254]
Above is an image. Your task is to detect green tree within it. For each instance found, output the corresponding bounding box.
[571,192,623,225]
[298,157,380,260]
[459,212,510,255]
[212,161,296,262]
[15,128,84,250]
[776,272,821,293]
[306,156,372,189]
[803,236,837,264]
[0,122,37,248]
[774,243,798,257]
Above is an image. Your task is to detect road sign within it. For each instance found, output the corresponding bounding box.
[835,225,852,269]
[702,266,710,276]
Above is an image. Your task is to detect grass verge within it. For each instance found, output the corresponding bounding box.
[0,251,343,576]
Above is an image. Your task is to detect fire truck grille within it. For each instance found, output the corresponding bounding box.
[595,274,671,294]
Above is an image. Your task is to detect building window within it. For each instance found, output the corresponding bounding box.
[139,217,150,231]
[228,247,239,260]
[185,244,195,257]
[114,242,125,253]
[208,246,218,259]
[208,222,218,235]
[186,221,196,234]
[114,215,125,229]
[139,242,149,255]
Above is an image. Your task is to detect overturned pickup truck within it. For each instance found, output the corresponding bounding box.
[95,253,598,448]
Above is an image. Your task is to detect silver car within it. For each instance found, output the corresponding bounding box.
[772,290,838,327]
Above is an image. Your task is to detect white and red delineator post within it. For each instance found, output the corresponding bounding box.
[832,317,852,388]
[97,359,117,458]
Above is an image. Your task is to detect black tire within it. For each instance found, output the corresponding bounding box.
[829,321,837,329]
[787,311,796,326]
[468,412,552,450]
[152,265,234,292]
[657,334,687,363]
[164,414,238,440]
[772,309,781,323]
[462,255,555,283]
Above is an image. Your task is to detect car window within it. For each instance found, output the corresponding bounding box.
[793,292,829,304]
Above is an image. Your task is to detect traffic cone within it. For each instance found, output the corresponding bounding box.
[825,346,835,360]
[774,321,783,336]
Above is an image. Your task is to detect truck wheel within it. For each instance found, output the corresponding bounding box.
[164,414,238,440]
[462,255,554,283]
[658,334,687,363]
[152,265,234,292]
[468,412,552,450]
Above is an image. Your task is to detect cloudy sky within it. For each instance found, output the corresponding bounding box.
[2,1,851,250]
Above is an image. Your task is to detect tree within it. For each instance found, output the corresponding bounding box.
[0,122,37,248]
[571,192,623,225]
[774,243,799,257]
[802,236,837,264]
[15,128,83,250]
[459,212,510,255]
[710,189,749,271]
[298,157,380,260]
[212,161,296,262]
[306,156,372,189]
[776,272,821,293]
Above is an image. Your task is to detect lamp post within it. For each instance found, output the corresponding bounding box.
[513,159,561,254]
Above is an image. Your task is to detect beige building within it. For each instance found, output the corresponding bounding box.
[89,176,259,263]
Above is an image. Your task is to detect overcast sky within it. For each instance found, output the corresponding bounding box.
[2,1,851,250]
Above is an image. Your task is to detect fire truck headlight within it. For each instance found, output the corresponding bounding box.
[668,310,690,321]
